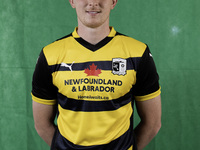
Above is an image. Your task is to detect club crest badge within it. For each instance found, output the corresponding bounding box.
[112,58,127,76]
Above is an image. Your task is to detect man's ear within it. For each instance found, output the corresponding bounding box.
[111,0,118,9]
[69,0,76,8]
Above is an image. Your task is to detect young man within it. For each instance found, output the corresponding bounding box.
[32,0,161,150]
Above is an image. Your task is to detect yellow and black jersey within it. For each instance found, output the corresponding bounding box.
[31,27,161,150]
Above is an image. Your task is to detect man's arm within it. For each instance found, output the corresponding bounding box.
[32,100,57,146]
[134,95,161,150]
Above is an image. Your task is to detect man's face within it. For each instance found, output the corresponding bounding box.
[69,0,117,28]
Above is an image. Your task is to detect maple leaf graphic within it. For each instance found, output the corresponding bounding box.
[84,63,102,76]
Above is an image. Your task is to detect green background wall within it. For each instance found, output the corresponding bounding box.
[0,0,199,149]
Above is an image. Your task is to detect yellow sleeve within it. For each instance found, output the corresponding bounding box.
[31,93,57,105]
[135,87,161,101]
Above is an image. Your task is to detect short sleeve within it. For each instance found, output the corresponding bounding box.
[31,50,58,105]
[133,46,161,101]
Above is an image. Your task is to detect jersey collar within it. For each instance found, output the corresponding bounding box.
[72,27,117,38]
[72,27,116,52]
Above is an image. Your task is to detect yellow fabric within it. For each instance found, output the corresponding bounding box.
[52,70,136,101]
[128,145,133,150]
[57,102,132,146]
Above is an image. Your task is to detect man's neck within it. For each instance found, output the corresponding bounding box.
[77,23,111,45]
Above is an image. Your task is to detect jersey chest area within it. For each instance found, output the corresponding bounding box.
[50,46,138,101]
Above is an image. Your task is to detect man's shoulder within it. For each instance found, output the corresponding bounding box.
[41,33,74,65]
[115,32,147,56]
[115,32,146,47]
[44,33,73,50]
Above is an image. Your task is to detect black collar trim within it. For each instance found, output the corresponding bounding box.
[74,36,114,52]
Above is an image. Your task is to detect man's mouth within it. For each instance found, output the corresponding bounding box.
[86,11,101,14]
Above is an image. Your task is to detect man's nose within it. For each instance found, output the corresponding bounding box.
[88,1,99,7]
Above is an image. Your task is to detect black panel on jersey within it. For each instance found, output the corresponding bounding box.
[75,37,114,52]
[116,32,127,36]
[32,50,58,100]
[51,126,133,150]
[133,46,159,96]
[49,57,141,73]
[57,89,132,112]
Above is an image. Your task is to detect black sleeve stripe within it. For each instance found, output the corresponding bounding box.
[32,50,58,100]
[133,46,160,96]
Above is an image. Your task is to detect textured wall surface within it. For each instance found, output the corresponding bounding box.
[0,0,199,149]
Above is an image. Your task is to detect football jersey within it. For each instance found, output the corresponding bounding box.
[31,27,161,150]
